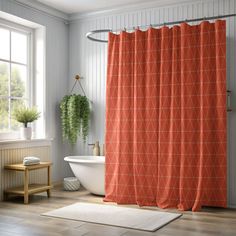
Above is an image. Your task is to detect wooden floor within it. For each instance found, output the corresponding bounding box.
[0,186,235,236]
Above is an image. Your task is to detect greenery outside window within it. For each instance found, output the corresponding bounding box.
[0,21,33,139]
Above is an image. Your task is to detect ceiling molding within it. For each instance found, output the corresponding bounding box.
[69,0,201,22]
[12,0,69,22]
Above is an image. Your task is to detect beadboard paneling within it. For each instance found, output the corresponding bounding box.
[0,145,51,201]
[69,0,236,207]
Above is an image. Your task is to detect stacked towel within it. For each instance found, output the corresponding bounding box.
[23,156,40,166]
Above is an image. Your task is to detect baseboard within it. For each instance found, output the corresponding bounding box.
[228,204,236,209]
[52,181,63,187]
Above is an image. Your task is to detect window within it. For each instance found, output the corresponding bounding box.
[0,13,46,141]
[0,21,32,138]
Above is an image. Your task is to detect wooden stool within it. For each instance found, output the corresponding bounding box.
[4,162,53,204]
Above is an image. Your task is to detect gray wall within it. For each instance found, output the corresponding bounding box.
[0,0,71,182]
[69,0,236,207]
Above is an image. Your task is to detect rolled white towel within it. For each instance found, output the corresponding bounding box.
[23,156,40,166]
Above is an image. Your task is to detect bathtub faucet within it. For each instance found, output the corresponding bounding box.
[88,141,100,156]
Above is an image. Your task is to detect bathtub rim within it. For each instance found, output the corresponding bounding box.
[64,156,105,164]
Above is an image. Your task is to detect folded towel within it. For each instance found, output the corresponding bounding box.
[24,156,40,161]
[23,156,40,166]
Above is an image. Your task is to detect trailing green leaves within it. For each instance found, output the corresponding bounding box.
[79,96,90,142]
[60,94,90,144]
[60,95,70,141]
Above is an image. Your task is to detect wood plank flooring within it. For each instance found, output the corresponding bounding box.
[0,186,235,236]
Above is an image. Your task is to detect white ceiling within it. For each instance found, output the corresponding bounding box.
[36,0,163,14]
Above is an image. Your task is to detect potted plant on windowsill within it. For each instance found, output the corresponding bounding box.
[13,106,40,140]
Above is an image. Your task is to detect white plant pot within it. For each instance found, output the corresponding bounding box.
[20,127,32,140]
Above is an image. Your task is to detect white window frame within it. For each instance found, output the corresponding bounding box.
[0,19,34,140]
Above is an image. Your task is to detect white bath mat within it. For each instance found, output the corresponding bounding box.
[42,202,181,232]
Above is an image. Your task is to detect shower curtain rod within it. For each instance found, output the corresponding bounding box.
[86,13,236,43]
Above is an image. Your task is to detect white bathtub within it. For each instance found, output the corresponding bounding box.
[64,156,105,196]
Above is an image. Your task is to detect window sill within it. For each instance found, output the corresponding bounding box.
[0,138,53,150]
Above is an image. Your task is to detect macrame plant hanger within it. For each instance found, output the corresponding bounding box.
[70,74,92,103]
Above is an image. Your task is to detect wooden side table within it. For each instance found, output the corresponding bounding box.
[4,162,53,204]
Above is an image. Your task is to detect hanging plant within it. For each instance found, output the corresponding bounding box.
[79,95,90,142]
[60,94,90,144]
[60,95,70,141]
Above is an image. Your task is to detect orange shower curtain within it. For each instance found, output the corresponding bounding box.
[105,20,227,211]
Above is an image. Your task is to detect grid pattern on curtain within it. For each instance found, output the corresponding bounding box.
[105,20,227,211]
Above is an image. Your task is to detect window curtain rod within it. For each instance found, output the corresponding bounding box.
[86,13,236,43]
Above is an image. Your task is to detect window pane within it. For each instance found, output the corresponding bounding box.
[0,62,9,97]
[0,99,9,132]
[11,31,27,64]
[11,98,26,131]
[0,28,10,60]
[11,64,27,98]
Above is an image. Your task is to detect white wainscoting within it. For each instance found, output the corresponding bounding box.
[69,0,236,207]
